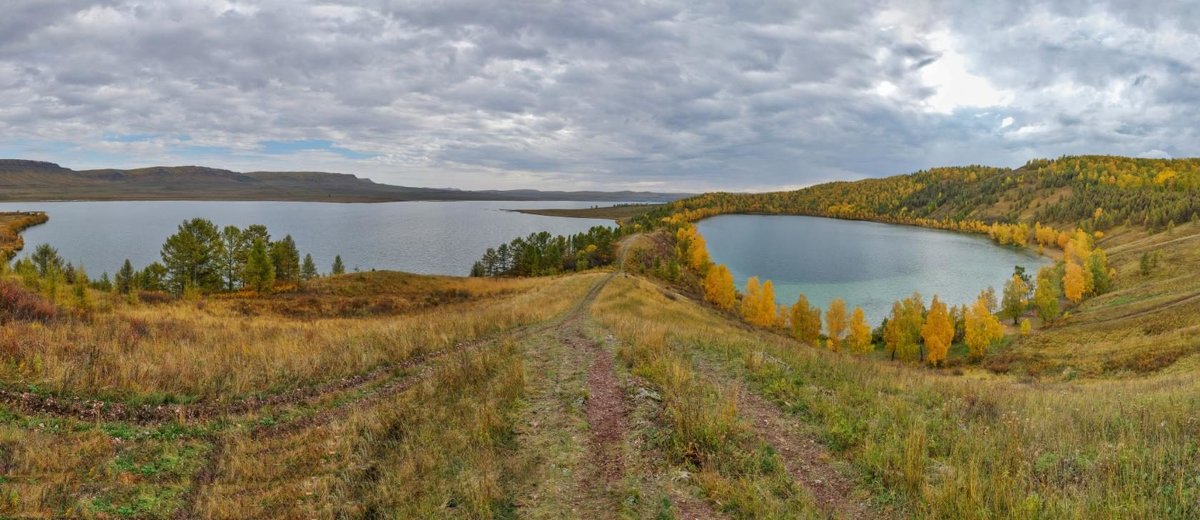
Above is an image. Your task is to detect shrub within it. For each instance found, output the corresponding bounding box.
[0,280,57,322]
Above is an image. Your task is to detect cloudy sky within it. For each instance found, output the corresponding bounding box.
[1,1,1197,191]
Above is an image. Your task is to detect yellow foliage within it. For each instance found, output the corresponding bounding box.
[965,293,1004,360]
[848,307,871,355]
[702,264,736,310]
[740,277,777,328]
[825,298,847,352]
[790,294,822,346]
[1064,260,1086,304]
[921,296,954,366]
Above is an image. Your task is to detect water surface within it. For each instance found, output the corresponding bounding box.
[0,200,614,277]
[697,214,1050,325]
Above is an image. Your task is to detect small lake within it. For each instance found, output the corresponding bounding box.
[697,214,1050,325]
[0,201,615,277]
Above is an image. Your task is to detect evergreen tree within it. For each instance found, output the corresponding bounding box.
[160,218,225,295]
[271,235,301,283]
[244,238,275,294]
[331,255,346,275]
[30,244,64,278]
[219,225,245,291]
[115,259,136,295]
[301,253,318,280]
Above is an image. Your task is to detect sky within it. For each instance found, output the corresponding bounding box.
[1,1,1197,191]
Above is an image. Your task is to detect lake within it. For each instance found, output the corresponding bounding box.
[697,214,1051,325]
[0,201,615,277]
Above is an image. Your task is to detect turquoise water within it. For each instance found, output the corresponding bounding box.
[0,201,614,277]
[696,214,1050,325]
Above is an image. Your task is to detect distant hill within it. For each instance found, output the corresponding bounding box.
[0,160,690,203]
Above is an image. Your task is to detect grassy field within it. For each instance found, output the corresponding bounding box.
[0,217,1197,517]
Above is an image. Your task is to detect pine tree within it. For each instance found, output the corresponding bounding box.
[160,218,225,295]
[848,306,872,354]
[219,225,244,291]
[922,296,954,366]
[301,253,318,280]
[825,298,847,351]
[245,238,275,294]
[331,255,346,275]
[115,259,136,295]
[270,235,301,283]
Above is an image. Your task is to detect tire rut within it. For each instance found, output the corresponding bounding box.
[702,362,877,519]
[176,273,614,519]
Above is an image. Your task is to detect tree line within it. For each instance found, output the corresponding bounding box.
[667,219,1112,367]
[470,225,623,277]
[5,219,351,301]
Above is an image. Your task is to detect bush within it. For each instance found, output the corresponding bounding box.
[0,280,57,322]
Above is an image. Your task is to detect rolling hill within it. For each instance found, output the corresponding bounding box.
[0,160,689,203]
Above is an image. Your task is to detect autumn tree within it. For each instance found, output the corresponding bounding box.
[964,293,1004,360]
[825,298,847,352]
[1034,265,1061,324]
[848,306,872,354]
[922,296,954,366]
[1001,274,1030,324]
[1063,260,1086,303]
[741,277,778,327]
[884,293,925,361]
[703,264,736,310]
[790,294,822,346]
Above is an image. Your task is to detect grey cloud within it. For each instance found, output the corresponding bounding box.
[0,0,1197,190]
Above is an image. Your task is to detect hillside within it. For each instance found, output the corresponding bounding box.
[0,160,688,203]
[651,155,1199,232]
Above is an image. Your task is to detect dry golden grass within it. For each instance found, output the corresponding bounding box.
[992,221,1200,377]
[590,275,1200,518]
[0,272,597,403]
[592,276,821,518]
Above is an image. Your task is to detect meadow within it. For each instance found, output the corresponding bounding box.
[0,154,1198,518]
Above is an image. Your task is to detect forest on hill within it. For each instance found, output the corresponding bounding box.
[641,155,1200,234]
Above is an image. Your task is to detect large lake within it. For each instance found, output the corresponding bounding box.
[697,214,1050,325]
[0,201,615,277]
